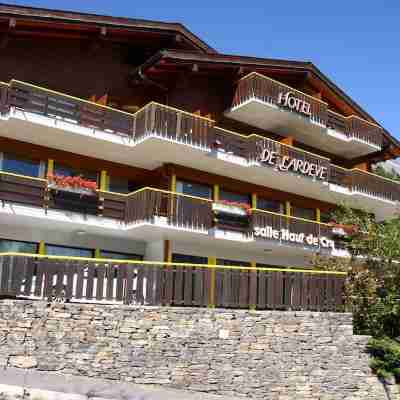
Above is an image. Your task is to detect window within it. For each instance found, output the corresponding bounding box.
[53,164,97,182]
[291,206,316,221]
[219,189,250,205]
[45,244,93,258]
[1,153,41,177]
[100,250,142,261]
[172,253,208,264]
[217,258,250,267]
[257,197,283,213]
[176,180,211,200]
[0,239,37,253]
[108,176,130,194]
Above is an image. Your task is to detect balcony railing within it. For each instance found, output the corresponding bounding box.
[327,110,383,148]
[0,254,346,311]
[1,80,399,204]
[232,72,384,147]
[232,72,328,126]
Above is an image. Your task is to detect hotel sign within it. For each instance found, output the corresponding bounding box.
[254,226,335,249]
[258,148,328,180]
[277,92,312,117]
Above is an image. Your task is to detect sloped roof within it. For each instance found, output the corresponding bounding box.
[0,3,216,54]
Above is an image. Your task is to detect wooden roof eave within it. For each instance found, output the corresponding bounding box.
[0,3,216,54]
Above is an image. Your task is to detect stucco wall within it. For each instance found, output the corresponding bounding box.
[0,300,394,400]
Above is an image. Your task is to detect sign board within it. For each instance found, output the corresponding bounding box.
[254,226,335,249]
[257,148,328,180]
[277,91,312,116]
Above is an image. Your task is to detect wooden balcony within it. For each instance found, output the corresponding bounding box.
[0,254,346,311]
[226,72,385,158]
[0,80,399,213]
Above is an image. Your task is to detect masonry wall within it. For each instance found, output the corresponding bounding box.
[0,300,394,400]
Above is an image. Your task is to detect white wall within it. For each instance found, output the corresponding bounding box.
[171,240,312,267]
[144,240,165,262]
[0,224,145,255]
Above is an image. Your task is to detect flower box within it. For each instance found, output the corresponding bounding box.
[212,201,251,216]
[47,173,97,196]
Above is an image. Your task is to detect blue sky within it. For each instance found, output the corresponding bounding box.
[6,0,400,138]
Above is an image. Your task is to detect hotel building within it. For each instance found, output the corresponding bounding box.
[0,3,398,288]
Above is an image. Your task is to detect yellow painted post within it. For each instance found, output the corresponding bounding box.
[170,174,177,192]
[100,170,107,191]
[170,174,177,216]
[208,256,216,308]
[213,184,219,201]
[316,208,321,222]
[285,201,291,216]
[38,241,46,255]
[251,193,257,209]
[94,249,101,259]
[47,159,54,176]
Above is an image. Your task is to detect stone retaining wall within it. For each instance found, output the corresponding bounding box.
[0,300,395,400]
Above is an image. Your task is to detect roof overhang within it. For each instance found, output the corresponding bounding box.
[0,3,216,54]
[132,49,400,154]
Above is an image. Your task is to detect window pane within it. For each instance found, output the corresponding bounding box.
[172,253,208,264]
[257,198,283,213]
[108,176,130,194]
[291,206,316,220]
[176,180,211,199]
[100,250,142,260]
[0,239,37,253]
[219,190,249,204]
[217,258,250,267]
[3,153,40,177]
[45,244,93,258]
[53,164,97,182]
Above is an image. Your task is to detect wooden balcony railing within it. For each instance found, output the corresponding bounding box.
[330,166,400,203]
[327,111,383,148]
[0,172,47,208]
[125,188,213,232]
[232,72,329,126]
[1,80,398,204]
[232,73,384,147]
[251,209,335,252]
[0,254,346,311]
[134,103,213,149]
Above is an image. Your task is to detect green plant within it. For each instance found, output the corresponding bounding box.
[312,204,400,382]
[367,337,400,382]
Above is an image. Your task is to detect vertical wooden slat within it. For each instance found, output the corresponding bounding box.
[164,267,174,306]
[136,264,145,305]
[257,270,266,309]
[115,265,126,302]
[239,269,249,308]
[34,259,46,298]
[23,258,36,296]
[96,264,105,301]
[223,269,232,308]
[174,266,184,305]
[183,267,193,306]
[105,264,115,301]
[75,262,85,299]
[85,264,95,300]
[65,263,75,300]
[124,264,134,305]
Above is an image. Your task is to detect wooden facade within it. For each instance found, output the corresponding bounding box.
[0,4,397,310]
